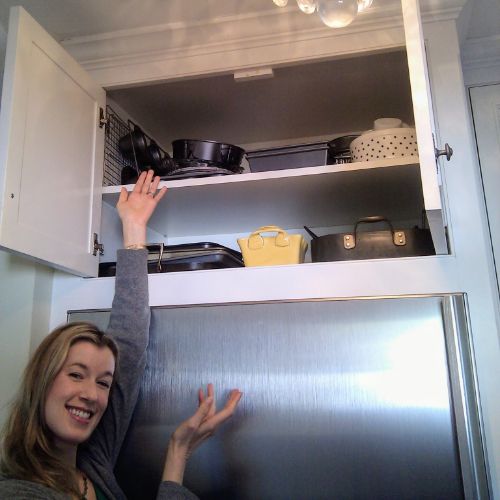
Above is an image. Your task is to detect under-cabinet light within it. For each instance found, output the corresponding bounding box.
[234,68,275,82]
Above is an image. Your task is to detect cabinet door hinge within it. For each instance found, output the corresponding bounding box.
[99,107,109,130]
[93,233,104,256]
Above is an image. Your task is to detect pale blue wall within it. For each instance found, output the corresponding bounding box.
[0,250,53,426]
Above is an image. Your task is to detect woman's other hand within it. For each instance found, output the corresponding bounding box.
[162,384,243,484]
[116,170,167,247]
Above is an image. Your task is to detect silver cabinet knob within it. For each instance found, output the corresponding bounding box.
[435,143,453,161]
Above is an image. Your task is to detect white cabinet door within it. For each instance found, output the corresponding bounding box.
[402,0,448,254]
[0,7,105,277]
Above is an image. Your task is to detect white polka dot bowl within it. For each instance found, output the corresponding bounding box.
[349,127,418,162]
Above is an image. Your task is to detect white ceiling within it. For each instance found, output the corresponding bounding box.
[0,0,276,40]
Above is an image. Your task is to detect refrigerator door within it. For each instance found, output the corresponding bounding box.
[70,295,489,500]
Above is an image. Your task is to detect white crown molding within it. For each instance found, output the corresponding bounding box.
[62,4,400,64]
[61,0,466,88]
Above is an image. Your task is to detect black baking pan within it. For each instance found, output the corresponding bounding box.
[147,242,242,259]
[149,251,243,273]
[118,126,150,169]
[118,123,174,176]
[172,139,245,172]
[246,141,328,172]
[327,135,359,164]
[99,243,243,277]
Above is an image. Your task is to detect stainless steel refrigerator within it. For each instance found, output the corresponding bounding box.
[70,294,490,499]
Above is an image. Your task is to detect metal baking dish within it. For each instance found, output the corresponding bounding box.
[172,139,245,172]
[147,251,243,273]
[246,141,328,172]
[98,242,243,277]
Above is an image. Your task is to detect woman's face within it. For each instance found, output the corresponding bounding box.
[44,340,115,449]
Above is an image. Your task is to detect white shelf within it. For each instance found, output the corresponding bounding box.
[102,158,423,238]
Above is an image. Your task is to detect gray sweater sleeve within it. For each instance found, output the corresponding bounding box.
[82,249,150,467]
[78,249,197,500]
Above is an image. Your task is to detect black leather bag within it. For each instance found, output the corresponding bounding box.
[305,216,435,262]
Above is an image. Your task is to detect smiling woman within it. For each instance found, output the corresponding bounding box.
[1,323,119,497]
[44,333,117,449]
[0,171,242,500]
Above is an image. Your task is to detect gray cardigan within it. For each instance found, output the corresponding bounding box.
[0,249,198,500]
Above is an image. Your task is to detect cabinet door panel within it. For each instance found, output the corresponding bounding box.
[402,0,447,254]
[0,7,105,276]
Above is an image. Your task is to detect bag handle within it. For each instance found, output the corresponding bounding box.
[146,243,165,272]
[247,225,290,250]
[354,216,394,234]
[344,216,406,250]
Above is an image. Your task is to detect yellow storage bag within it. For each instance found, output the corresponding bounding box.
[237,225,308,267]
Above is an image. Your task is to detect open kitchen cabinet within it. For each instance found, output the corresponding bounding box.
[0,0,450,278]
[3,4,500,497]
[101,49,428,260]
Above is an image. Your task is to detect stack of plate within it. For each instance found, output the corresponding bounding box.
[161,159,236,180]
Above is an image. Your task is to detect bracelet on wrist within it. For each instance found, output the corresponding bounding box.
[125,243,147,250]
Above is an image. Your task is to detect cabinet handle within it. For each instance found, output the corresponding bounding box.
[435,143,453,161]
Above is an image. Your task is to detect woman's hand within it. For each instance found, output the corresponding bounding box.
[116,170,167,247]
[162,384,243,484]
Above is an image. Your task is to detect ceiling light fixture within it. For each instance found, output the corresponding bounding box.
[272,0,373,28]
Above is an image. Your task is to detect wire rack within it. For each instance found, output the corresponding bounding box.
[103,105,138,186]
[103,106,245,185]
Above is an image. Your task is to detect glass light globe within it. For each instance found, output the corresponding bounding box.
[317,0,358,28]
[357,0,373,12]
[273,0,289,6]
[296,0,317,14]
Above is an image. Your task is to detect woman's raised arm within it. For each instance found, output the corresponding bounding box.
[117,169,167,248]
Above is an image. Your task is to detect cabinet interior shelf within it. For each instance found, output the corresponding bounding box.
[102,158,423,238]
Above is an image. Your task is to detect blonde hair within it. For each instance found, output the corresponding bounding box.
[0,322,118,496]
